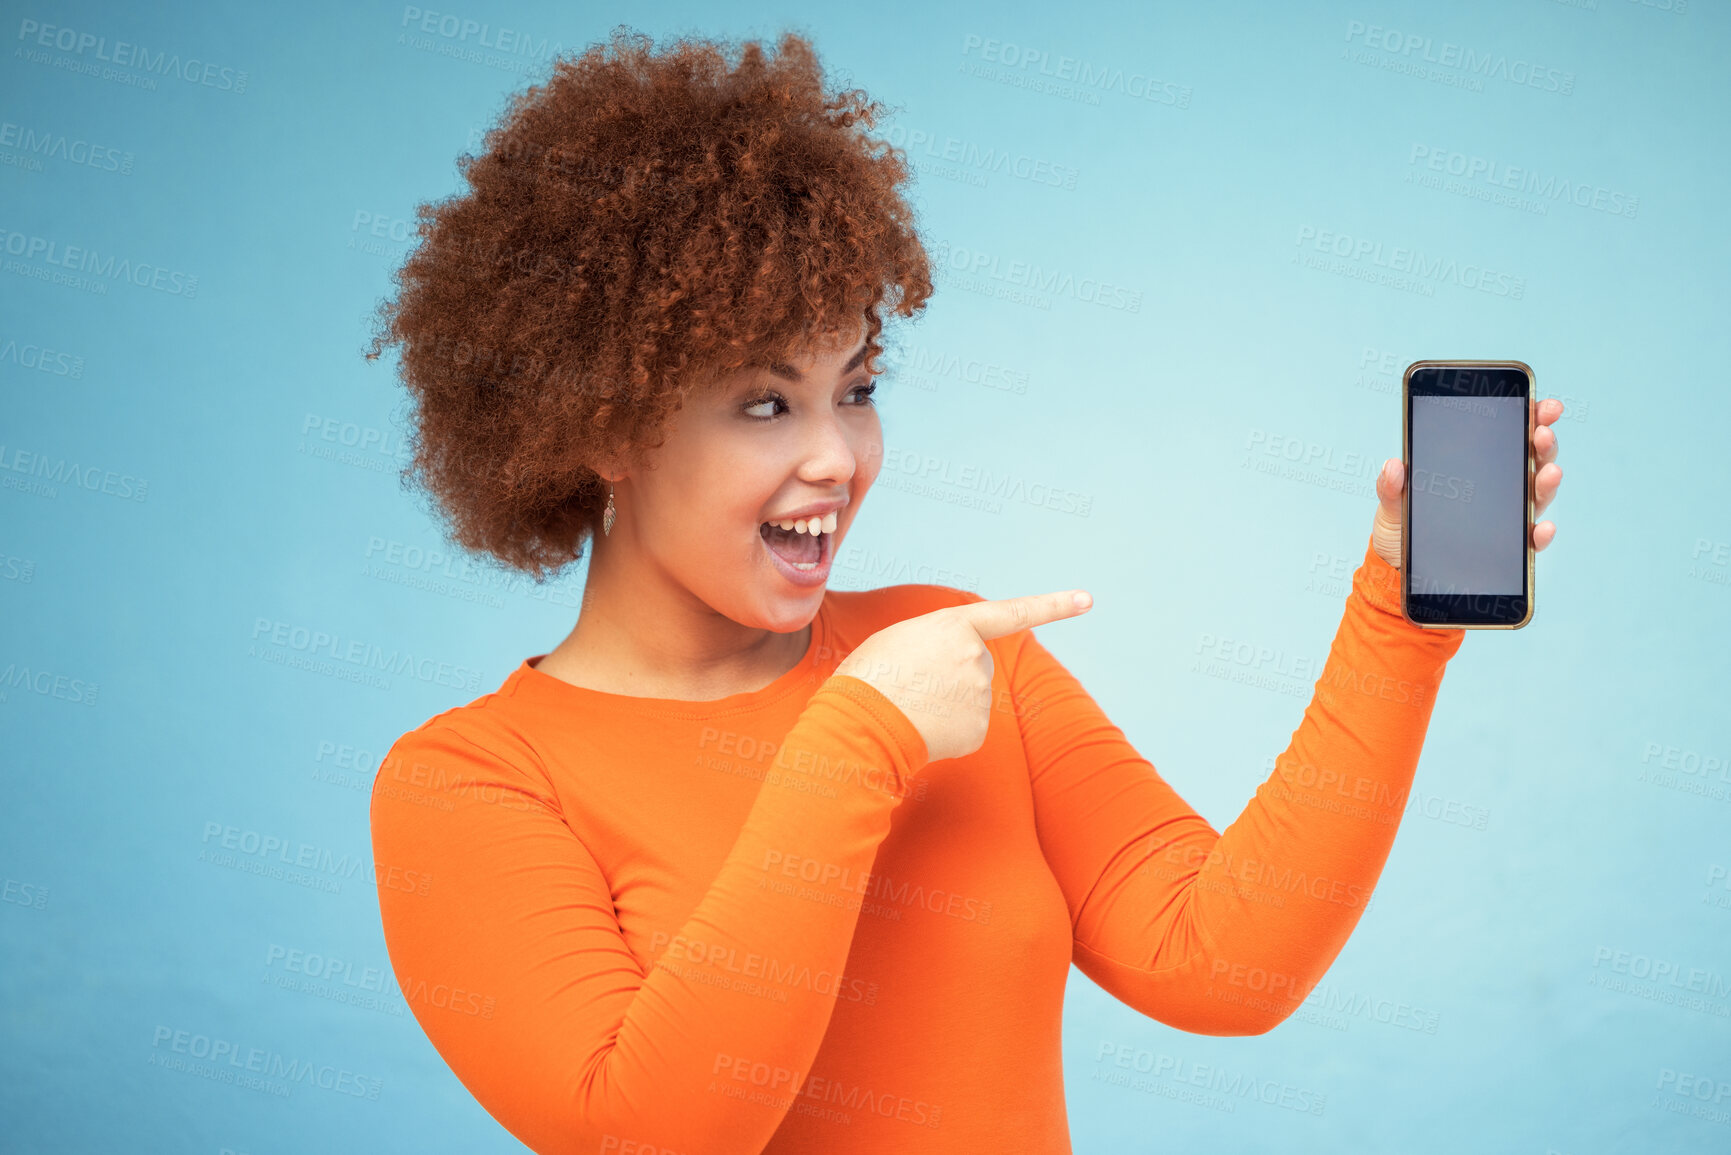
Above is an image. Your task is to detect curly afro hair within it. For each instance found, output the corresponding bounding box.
[365,25,934,582]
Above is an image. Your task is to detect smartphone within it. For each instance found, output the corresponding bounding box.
[1400,359,1535,630]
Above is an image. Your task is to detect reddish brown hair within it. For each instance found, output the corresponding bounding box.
[366,26,933,581]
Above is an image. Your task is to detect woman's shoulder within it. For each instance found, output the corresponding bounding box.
[373,685,557,814]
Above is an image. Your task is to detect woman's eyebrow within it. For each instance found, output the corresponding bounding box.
[765,344,871,382]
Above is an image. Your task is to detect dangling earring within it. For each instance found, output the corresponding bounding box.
[602,481,616,537]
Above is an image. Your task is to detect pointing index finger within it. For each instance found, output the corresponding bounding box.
[960,590,1093,641]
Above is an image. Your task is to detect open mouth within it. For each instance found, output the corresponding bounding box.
[758,512,837,579]
[760,520,828,571]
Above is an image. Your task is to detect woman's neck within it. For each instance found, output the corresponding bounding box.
[536,550,812,700]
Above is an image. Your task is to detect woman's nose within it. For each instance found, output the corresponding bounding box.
[794,415,859,484]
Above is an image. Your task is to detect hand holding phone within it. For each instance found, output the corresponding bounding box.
[1372,361,1565,629]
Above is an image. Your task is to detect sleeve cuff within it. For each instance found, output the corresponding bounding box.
[817,673,931,777]
[1353,533,1469,644]
[1354,533,1407,618]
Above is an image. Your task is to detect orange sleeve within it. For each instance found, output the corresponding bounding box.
[369,674,929,1155]
[1000,534,1465,1034]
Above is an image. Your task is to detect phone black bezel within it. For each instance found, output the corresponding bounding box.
[1400,360,1536,630]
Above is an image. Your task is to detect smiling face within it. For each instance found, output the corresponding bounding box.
[604,319,883,634]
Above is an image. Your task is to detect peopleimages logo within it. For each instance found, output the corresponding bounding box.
[248,617,484,692]
[398,5,561,55]
[15,18,249,93]
[0,119,134,174]
[1342,20,1574,95]
[1407,144,1638,219]
[928,236,1143,313]
[1293,225,1525,300]
[0,227,198,297]
[0,334,83,379]
[0,441,148,502]
[959,33,1192,109]
[876,123,1080,191]
[149,1025,382,1099]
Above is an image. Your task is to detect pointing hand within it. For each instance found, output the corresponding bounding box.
[835,589,1094,763]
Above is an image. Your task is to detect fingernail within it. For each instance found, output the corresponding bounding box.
[1072,591,1093,610]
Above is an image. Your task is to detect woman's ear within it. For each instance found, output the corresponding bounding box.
[600,442,657,486]
[590,454,626,487]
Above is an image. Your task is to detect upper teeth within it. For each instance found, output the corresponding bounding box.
[769,511,837,535]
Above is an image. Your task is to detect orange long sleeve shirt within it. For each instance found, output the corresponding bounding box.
[369,534,1465,1154]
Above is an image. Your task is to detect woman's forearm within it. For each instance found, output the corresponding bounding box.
[1015,534,1466,1035]
[1133,535,1467,1029]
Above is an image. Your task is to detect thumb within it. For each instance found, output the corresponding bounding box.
[1373,458,1403,569]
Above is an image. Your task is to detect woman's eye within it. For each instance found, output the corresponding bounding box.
[743,395,784,420]
[742,381,876,422]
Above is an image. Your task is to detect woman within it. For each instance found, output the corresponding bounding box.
[366,27,1564,1155]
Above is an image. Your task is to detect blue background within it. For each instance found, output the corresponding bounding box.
[4,0,1728,1151]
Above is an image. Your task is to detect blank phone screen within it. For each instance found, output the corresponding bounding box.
[1409,393,1528,596]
